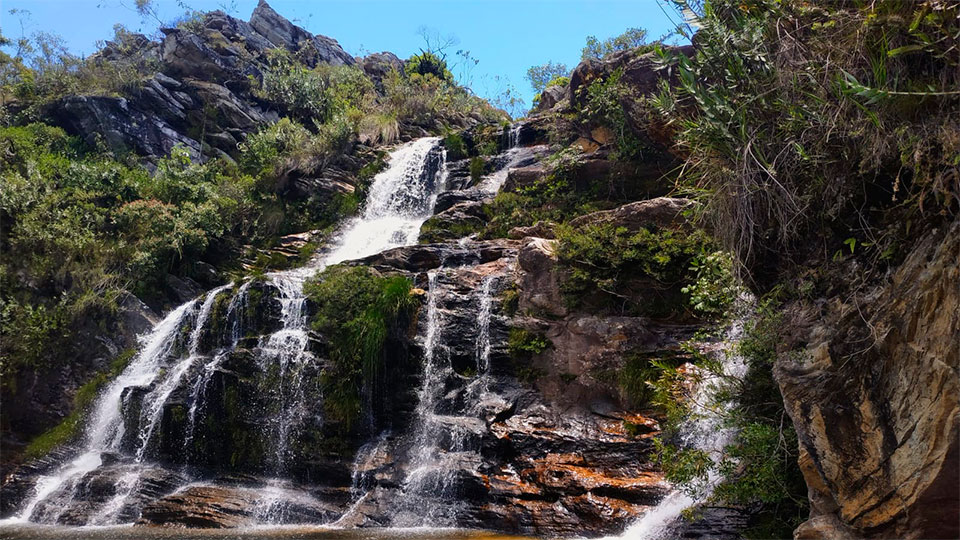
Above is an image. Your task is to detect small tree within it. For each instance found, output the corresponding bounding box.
[525,61,568,93]
[581,28,649,60]
[405,51,453,83]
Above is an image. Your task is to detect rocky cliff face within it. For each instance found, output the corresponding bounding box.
[776,219,959,540]
[43,0,454,165]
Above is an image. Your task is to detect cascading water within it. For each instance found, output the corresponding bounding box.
[477,124,529,195]
[397,271,503,526]
[9,300,198,524]
[612,317,750,540]
[8,136,448,526]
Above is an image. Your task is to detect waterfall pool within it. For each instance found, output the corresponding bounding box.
[0,524,533,540]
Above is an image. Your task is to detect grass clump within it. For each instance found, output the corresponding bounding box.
[507,328,550,358]
[305,266,417,430]
[654,0,959,284]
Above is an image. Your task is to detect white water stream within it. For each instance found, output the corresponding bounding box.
[612,318,749,540]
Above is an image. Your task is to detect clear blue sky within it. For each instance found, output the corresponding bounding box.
[0,0,682,109]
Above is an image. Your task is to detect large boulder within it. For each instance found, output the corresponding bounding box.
[249,0,354,66]
[569,197,694,231]
[568,45,694,110]
[49,95,202,161]
[361,51,403,90]
[776,218,959,539]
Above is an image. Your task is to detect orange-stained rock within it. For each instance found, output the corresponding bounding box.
[776,218,960,540]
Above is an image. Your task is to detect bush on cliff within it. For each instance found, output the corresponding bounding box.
[305,265,417,430]
[554,222,729,317]
[653,0,959,284]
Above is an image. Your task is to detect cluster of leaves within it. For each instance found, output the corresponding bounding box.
[304,265,417,431]
[649,297,808,538]
[405,51,454,83]
[507,328,550,383]
[478,147,623,238]
[682,250,739,317]
[653,0,960,283]
[507,328,550,358]
[254,48,505,143]
[554,222,724,317]
[579,68,648,160]
[526,61,569,94]
[582,27,654,60]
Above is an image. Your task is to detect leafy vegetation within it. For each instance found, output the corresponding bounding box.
[1,23,160,120]
[405,51,454,83]
[507,328,550,358]
[526,61,569,93]
[582,28,653,60]
[304,266,417,430]
[579,67,647,160]
[478,148,620,238]
[554,222,724,317]
[653,0,959,282]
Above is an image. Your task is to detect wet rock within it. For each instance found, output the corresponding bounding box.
[139,485,257,528]
[664,506,753,539]
[358,240,519,273]
[165,273,204,305]
[419,201,486,243]
[434,190,488,213]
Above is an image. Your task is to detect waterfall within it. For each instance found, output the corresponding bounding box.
[614,317,750,540]
[478,123,529,194]
[10,300,197,523]
[10,136,448,526]
[184,281,251,455]
[397,271,501,526]
[400,271,447,523]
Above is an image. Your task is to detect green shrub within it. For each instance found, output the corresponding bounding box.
[554,222,717,316]
[581,28,654,60]
[507,328,550,358]
[526,62,569,93]
[682,250,738,317]
[443,132,468,161]
[469,156,486,184]
[580,68,645,160]
[405,51,453,83]
[618,351,685,407]
[305,266,416,430]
